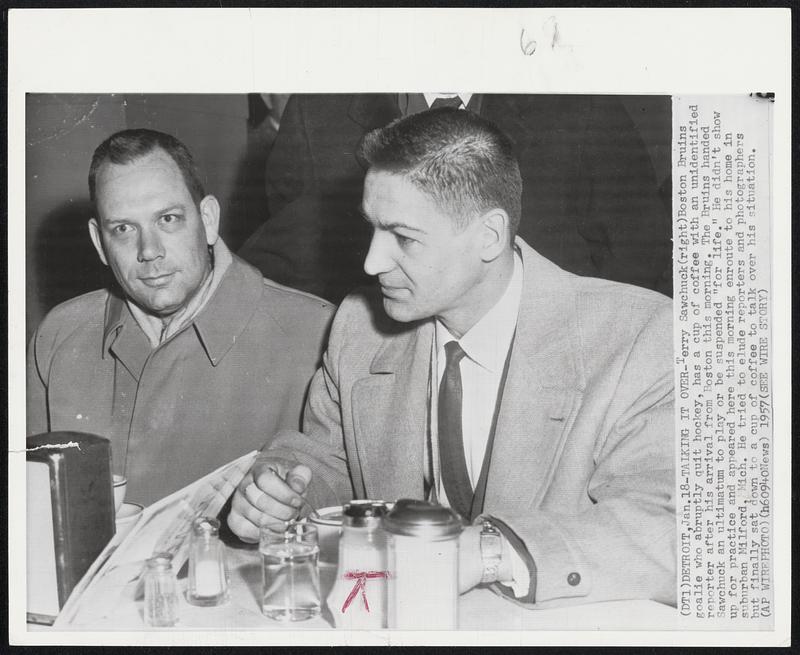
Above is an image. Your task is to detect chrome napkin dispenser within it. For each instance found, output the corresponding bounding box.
[26,431,115,624]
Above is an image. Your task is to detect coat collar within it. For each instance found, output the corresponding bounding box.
[102,254,265,374]
[511,237,585,391]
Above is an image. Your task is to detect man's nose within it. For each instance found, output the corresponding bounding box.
[363,231,394,277]
[137,228,165,262]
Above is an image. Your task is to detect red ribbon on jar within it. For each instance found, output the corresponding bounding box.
[340,570,390,613]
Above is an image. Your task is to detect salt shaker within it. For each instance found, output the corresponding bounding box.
[383,499,462,629]
[326,500,389,629]
[186,516,230,606]
[143,552,180,627]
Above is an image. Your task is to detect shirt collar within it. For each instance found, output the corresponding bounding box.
[435,250,524,373]
[126,239,233,348]
[103,240,264,367]
[398,93,483,118]
[423,92,473,109]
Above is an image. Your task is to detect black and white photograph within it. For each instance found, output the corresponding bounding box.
[8,8,790,648]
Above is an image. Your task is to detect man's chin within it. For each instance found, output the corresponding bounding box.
[129,290,185,318]
[381,297,419,323]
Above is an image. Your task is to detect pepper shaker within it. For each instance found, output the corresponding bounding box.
[143,552,180,627]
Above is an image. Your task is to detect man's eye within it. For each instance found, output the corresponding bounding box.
[113,224,132,234]
[395,234,415,247]
[160,214,179,224]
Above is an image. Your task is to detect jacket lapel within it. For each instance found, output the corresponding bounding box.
[483,240,585,515]
[103,293,151,381]
[351,320,433,502]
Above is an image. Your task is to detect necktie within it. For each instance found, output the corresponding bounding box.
[438,341,473,520]
[429,96,463,110]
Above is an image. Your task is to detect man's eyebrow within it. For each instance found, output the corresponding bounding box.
[358,206,427,233]
[153,204,186,215]
[382,222,427,234]
[102,204,187,226]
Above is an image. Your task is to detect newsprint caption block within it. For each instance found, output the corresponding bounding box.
[673,95,773,629]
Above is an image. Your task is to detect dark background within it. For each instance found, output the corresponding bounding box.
[25,93,671,343]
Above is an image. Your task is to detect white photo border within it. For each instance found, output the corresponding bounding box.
[7,7,792,647]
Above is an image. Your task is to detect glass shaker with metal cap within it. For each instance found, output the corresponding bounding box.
[326,500,390,629]
[143,552,180,627]
[186,516,230,606]
[383,498,463,629]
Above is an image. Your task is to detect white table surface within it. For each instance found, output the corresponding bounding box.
[48,538,680,632]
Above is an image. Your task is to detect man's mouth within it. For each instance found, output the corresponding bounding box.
[379,283,407,299]
[139,272,176,288]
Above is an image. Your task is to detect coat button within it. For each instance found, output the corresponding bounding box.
[567,572,581,586]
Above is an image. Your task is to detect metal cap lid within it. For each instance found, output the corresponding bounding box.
[343,500,389,527]
[146,552,174,570]
[192,516,220,535]
[382,499,463,540]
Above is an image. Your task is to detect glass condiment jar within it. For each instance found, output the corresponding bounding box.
[326,500,390,629]
[143,552,180,627]
[186,516,230,606]
[383,499,462,629]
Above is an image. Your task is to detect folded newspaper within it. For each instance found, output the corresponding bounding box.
[53,450,258,628]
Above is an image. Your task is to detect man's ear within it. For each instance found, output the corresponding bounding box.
[88,218,109,266]
[479,208,510,263]
[199,195,221,246]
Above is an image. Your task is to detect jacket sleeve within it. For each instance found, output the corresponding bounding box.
[576,97,673,295]
[261,300,355,508]
[490,302,676,608]
[27,326,51,436]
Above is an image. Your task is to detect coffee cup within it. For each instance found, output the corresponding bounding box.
[112,474,127,513]
[115,502,143,540]
[308,506,343,565]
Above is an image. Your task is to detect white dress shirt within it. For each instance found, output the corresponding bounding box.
[434,251,523,486]
[433,251,530,595]
[423,92,473,110]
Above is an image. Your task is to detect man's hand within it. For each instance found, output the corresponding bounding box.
[227,457,312,543]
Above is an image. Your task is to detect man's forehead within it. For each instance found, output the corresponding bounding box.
[96,149,181,188]
[364,169,456,227]
[365,170,429,208]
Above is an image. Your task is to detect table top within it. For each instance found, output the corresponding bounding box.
[52,538,679,632]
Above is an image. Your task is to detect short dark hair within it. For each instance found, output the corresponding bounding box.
[357,107,522,237]
[88,128,206,208]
